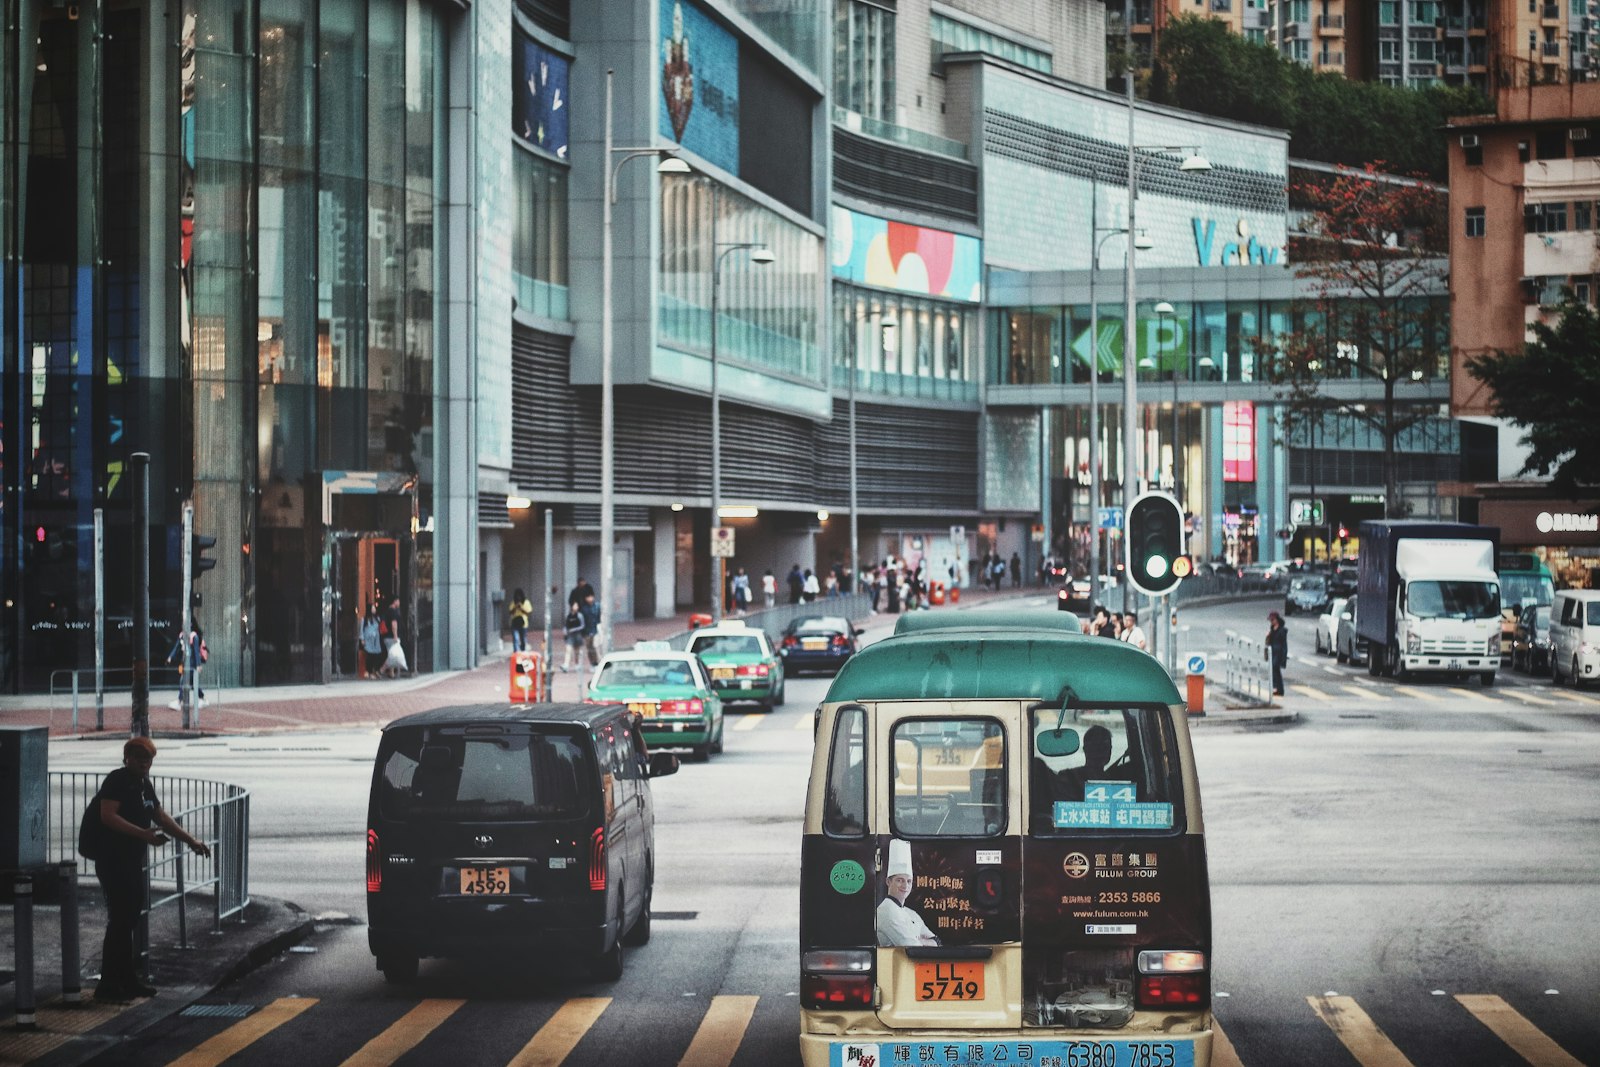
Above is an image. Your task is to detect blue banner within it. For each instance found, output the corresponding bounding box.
[659,0,740,174]
[515,36,570,159]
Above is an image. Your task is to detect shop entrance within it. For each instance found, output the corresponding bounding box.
[332,535,404,679]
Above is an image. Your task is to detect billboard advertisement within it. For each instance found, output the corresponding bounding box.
[829,206,983,303]
[515,36,570,159]
[659,0,740,175]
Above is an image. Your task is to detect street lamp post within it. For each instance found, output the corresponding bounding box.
[601,68,689,657]
[708,215,775,624]
[1120,66,1212,610]
[1153,300,1177,502]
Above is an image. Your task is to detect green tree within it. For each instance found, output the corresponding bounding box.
[1465,299,1600,497]
[1259,166,1449,518]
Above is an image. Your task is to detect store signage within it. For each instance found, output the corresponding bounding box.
[1537,511,1599,533]
[1192,217,1285,267]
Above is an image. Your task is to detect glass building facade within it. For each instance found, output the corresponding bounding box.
[1,0,446,691]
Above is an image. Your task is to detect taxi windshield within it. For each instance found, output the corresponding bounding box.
[691,634,763,656]
[1028,707,1183,835]
[594,659,695,687]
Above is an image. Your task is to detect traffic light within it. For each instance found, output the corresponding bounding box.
[191,534,217,579]
[1171,554,1194,580]
[1126,492,1184,596]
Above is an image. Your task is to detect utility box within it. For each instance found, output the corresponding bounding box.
[0,725,49,870]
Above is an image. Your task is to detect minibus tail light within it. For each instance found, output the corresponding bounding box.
[589,828,606,890]
[801,949,874,1010]
[1136,949,1207,1009]
[366,829,381,893]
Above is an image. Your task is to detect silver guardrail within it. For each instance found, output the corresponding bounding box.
[1221,629,1275,707]
[48,666,225,734]
[48,772,251,945]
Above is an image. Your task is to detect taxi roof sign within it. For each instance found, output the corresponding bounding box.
[632,640,673,651]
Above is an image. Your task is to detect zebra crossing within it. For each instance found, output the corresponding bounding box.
[1285,657,1600,709]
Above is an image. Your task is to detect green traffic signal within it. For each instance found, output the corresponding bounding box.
[1126,492,1183,596]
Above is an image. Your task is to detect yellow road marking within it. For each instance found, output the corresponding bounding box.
[733,714,764,731]
[338,999,465,1067]
[677,995,759,1067]
[1392,686,1441,701]
[167,996,318,1067]
[1342,685,1390,702]
[1455,994,1585,1067]
[794,715,813,730]
[507,997,611,1067]
[1308,994,1416,1067]
[1544,688,1597,704]
[1289,684,1332,701]
[1210,1023,1246,1067]
[1509,691,1558,706]
[1447,687,1501,704]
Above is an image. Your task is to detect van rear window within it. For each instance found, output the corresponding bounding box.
[1029,708,1182,835]
[376,728,592,821]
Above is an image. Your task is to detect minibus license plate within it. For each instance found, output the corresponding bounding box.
[915,961,984,1001]
[460,867,510,895]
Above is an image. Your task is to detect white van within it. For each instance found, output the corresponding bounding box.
[1549,589,1600,687]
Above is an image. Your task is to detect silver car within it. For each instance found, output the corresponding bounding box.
[1317,596,1348,656]
[1335,595,1368,666]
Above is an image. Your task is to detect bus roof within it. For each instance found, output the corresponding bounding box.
[826,617,1181,705]
[891,608,1083,636]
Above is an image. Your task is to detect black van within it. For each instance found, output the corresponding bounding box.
[365,702,677,983]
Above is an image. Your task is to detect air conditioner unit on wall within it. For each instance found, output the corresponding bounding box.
[1570,127,1591,140]
[1460,134,1481,147]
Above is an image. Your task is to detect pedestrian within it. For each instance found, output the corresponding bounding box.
[1092,606,1117,639]
[762,569,777,609]
[732,568,752,616]
[1266,611,1288,695]
[993,555,1007,589]
[165,623,207,704]
[580,591,602,665]
[380,597,408,677]
[1120,611,1147,651]
[359,605,384,678]
[869,566,884,614]
[561,600,584,671]
[1010,552,1022,588]
[508,587,533,652]
[90,737,211,1002]
[824,570,840,598]
[802,568,821,602]
[567,576,594,610]
[787,564,805,605]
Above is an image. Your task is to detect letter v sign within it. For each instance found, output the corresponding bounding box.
[1192,218,1216,266]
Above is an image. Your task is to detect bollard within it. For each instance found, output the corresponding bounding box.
[60,861,82,1003]
[14,875,36,1030]
[1186,672,1206,716]
[72,673,81,734]
[175,852,189,949]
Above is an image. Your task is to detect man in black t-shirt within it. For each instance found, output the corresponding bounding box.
[93,737,211,1003]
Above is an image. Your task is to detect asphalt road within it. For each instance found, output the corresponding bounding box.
[50,595,1600,1066]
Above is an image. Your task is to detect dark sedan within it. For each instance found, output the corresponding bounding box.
[778,615,863,675]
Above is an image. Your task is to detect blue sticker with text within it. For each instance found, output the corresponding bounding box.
[1054,781,1174,830]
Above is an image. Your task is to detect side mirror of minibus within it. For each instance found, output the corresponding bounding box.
[1035,729,1081,758]
[648,752,681,778]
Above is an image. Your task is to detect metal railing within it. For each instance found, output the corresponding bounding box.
[1172,572,1285,604]
[1221,630,1274,706]
[49,772,251,946]
[48,666,224,734]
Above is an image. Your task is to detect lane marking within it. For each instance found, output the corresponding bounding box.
[1341,685,1390,702]
[1210,1022,1246,1067]
[733,715,764,732]
[507,997,611,1067]
[1392,686,1441,702]
[167,996,318,1067]
[1308,995,1415,1067]
[1543,688,1598,705]
[338,999,465,1067]
[794,715,813,730]
[1507,691,1558,707]
[677,995,759,1067]
[1455,993,1585,1067]
[1289,685,1332,701]
[1448,687,1503,704]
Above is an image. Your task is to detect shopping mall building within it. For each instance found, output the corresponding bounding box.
[1,0,1463,691]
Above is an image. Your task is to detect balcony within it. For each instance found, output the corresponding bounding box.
[1317,50,1347,66]
[1575,50,1593,68]
[831,107,969,161]
[1317,13,1345,31]
[1544,40,1564,55]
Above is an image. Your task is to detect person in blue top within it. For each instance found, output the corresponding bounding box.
[580,591,602,666]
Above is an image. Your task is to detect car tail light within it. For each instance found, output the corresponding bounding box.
[1136,950,1207,1009]
[366,829,382,893]
[660,698,704,715]
[832,634,850,648]
[736,663,770,677]
[801,949,874,1010]
[589,828,606,891]
[782,635,799,648]
[1057,588,1070,601]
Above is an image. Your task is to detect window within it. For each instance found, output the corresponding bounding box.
[1406,580,1500,619]
[1518,139,1531,162]
[1576,201,1593,230]
[1536,128,1567,159]
[1410,38,1437,61]
[376,728,591,821]
[1028,708,1182,835]
[1380,39,1400,61]
[1524,201,1569,233]
[891,719,1006,837]
[929,12,1052,73]
[1464,206,1485,237]
[1464,141,1483,166]
[1410,0,1438,22]
[1380,0,1400,23]
[834,0,896,122]
[824,706,867,836]
[512,147,570,320]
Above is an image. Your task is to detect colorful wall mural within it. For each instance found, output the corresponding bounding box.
[829,206,983,303]
[659,0,740,176]
[515,35,571,159]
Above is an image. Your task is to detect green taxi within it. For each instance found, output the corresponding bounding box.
[586,649,725,761]
[686,620,786,710]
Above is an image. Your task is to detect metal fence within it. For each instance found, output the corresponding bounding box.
[48,666,224,734]
[1221,629,1275,706]
[49,772,251,945]
[1173,572,1285,603]
[657,593,874,650]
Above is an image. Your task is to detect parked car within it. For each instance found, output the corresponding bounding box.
[1330,565,1360,598]
[1285,573,1331,616]
[1336,595,1368,666]
[1316,596,1348,656]
[778,615,863,676]
[1550,589,1600,688]
[1510,603,1553,675]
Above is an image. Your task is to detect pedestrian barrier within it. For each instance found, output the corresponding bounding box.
[1220,629,1274,706]
[48,772,252,949]
[48,666,220,734]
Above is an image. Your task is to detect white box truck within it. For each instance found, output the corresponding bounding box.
[1357,521,1502,686]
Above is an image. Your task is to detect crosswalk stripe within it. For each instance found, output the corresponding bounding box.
[1392,686,1441,701]
[1508,691,1558,706]
[506,997,610,1067]
[1341,685,1390,702]
[1308,994,1415,1067]
[1289,684,1332,701]
[734,714,764,731]
[1544,688,1596,704]
[166,996,318,1067]
[1455,994,1585,1067]
[677,995,759,1067]
[1448,687,1502,704]
[1209,1023,1246,1067]
[338,999,465,1067]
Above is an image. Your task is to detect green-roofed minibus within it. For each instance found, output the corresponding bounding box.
[800,609,1212,1067]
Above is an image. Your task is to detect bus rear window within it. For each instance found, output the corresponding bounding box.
[376,727,592,822]
[890,718,1006,837]
[1028,708,1182,834]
